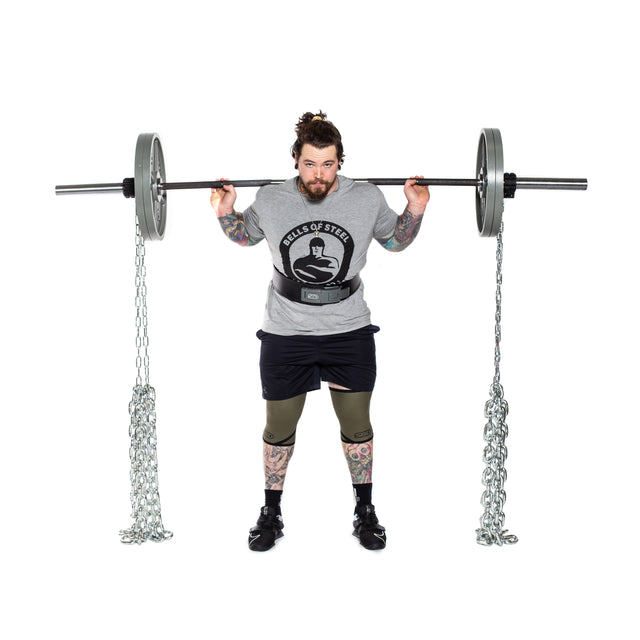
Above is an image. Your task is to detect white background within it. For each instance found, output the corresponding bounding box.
[1,1,638,638]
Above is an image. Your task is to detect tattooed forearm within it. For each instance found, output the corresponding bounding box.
[264,443,295,490]
[378,208,424,252]
[342,440,373,484]
[218,212,262,246]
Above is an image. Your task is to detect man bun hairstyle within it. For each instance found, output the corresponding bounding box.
[291,111,345,166]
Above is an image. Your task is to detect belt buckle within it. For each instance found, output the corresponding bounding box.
[301,287,323,303]
[301,285,348,304]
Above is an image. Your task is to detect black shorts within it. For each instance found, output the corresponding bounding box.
[256,325,380,401]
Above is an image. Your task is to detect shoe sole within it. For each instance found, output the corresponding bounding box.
[352,529,386,550]
[248,530,284,552]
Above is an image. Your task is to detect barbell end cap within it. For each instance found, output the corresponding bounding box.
[122,177,135,199]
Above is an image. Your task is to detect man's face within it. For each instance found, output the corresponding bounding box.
[296,144,340,200]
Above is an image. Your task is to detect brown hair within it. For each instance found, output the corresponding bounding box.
[290,111,344,165]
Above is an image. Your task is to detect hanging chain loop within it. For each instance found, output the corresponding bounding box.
[119,218,172,545]
[476,222,518,547]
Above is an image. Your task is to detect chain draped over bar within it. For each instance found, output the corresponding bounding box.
[476,223,518,546]
[119,218,172,545]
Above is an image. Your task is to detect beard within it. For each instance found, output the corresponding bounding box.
[301,176,336,200]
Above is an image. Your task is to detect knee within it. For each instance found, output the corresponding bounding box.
[330,390,374,443]
[263,395,306,446]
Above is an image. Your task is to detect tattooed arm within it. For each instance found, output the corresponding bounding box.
[377,176,430,252]
[378,207,424,252]
[217,210,263,246]
[210,181,263,246]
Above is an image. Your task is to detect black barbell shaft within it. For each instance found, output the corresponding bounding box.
[161,178,482,189]
[55,176,588,195]
[162,180,286,189]
[356,178,481,187]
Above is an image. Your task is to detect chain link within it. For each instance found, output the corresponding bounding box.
[476,223,518,547]
[119,218,172,545]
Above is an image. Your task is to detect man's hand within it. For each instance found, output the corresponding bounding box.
[403,175,430,217]
[210,178,237,217]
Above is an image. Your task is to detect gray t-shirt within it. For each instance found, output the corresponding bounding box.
[243,176,398,336]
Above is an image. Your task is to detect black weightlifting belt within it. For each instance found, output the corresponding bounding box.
[272,267,361,305]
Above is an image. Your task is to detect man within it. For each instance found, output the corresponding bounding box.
[210,111,429,551]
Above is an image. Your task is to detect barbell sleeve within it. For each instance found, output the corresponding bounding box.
[55,183,126,195]
[514,177,588,190]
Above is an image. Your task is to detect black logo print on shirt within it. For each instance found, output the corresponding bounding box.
[279,221,354,284]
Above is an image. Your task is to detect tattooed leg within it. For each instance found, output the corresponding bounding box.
[264,443,295,490]
[342,439,373,485]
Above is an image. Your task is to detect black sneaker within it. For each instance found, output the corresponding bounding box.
[352,504,386,550]
[248,506,284,552]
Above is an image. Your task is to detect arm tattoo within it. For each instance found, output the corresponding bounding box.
[342,441,373,484]
[218,212,262,246]
[378,207,423,252]
[263,443,295,490]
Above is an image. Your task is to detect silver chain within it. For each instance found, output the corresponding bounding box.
[134,225,150,386]
[476,222,518,547]
[119,218,172,545]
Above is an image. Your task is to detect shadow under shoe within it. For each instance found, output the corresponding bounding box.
[248,506,284,552]
[352,504,386,550]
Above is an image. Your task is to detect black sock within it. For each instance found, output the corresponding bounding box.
[265,489,283,511]
[353,483,372,508]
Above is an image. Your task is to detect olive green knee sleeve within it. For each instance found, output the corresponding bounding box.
[330,390,373,443]
[263,394,307,446]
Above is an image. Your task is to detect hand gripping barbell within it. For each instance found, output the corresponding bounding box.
[55,129,587,241]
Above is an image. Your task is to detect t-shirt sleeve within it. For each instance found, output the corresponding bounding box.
[372,189,398,240]
[242,203,264,240]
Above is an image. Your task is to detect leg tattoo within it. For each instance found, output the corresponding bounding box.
[342,439,373,484]
[264,443,295,490]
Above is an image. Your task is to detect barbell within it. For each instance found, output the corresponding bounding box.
[55,129,587,241]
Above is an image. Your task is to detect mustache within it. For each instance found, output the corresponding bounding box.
[308,179,330,185]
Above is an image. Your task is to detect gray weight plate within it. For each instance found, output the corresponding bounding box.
[476,128,504,237]
[135,133,167,241]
